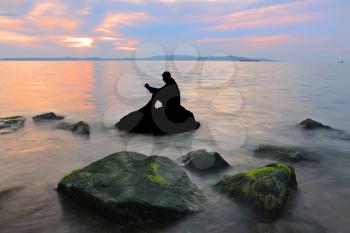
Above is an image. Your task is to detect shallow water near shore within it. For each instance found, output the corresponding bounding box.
[1,61,350,233]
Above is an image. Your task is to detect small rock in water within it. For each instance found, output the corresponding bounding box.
[0,116,25,134]
[177,149,231,173]
[57,151,206,223]
[57,121,90,136]
[298,119,331,130]
[33,112,64,122]
[214,163,297,217]
[254,145,320,163]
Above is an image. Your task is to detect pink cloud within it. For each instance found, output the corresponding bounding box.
[207,2,319,31]
[26,2,79,32]
[117,46,138,51]
[0,30,37,44]
[198,34,304,50]
[96,11,153,50]
[0,16,23,29]
[98,11,153,32]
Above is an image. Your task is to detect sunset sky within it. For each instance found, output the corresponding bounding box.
[0,0,349,61]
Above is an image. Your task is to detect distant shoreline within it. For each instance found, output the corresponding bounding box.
[0,55,278,62]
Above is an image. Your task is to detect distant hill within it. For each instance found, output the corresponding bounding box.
[0,55,278,62]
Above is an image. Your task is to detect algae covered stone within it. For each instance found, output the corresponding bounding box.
[33,112,64,122]
[177,149,231,173]
[57,121,90,136]
[0,116,25,134]
[254,145,320,163]
[57,151,206,223]
[298,119,331,130]
[215,163,297,215]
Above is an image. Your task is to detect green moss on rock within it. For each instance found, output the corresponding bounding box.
[0,116,25,134]
[145,162,167,187]
[215,163,297,215]
[254,145,320,163]
[57,151,206,223]
[298,118,331,130]
[176,149,231,173]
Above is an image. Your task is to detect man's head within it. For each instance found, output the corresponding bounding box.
[162,71,172,83]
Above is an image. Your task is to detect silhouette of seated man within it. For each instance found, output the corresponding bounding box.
[116,71,200,135]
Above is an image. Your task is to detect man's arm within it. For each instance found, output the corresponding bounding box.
[145,83,159,94]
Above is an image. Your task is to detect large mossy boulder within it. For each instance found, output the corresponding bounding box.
[57,151,206,223]
[177,149,231,173]
[254,145,320,163]
[57,121,90,136]
[33,112,64,122]
[0,116,25,134]
[298,119,331,130]
[214,163,297,216]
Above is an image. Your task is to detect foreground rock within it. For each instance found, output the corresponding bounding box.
[214,163,297,216]
[57,151,206,223]
[57,121,90,136]
[0,116,25,134]
[177,149,231,173]
[33,112,64,122]
[254,145,320,163]
[298,119,332,130]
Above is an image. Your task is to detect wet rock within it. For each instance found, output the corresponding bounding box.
[298,119,332,130]
[33,112,64,122]
[115,108,200,135]
[214,163,297,217]
[57,121,90,136]
[177,149,231,173]
[254,145,320,163]
[57,151,206,223]
[0,116,25,134]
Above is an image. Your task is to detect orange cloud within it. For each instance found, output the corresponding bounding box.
[0,30,37,44]
[118,46,138,51]
[26,2,79,32]
[0,16,23,29]
[207,2,318,31]
[96,11,152,51]
[28,2,66,18]
[60,37,94,48]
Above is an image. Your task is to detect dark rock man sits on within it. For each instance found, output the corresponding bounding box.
[116,71,200,135]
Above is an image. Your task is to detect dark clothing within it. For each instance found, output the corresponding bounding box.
[116,78,199,135]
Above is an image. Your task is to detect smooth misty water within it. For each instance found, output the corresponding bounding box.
[0,61,349,233]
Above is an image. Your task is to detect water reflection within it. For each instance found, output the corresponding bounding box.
[0,61,350,233]
[0,62,96,116]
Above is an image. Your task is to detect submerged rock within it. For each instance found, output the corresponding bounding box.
[57,121,90,136]
[254,145,320,163]
[177,149,231,173]
[0,116,25,134]
[298,119,332,130]
[33,112,64,122]
[214,163,297,216]
[57,151,206,223]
